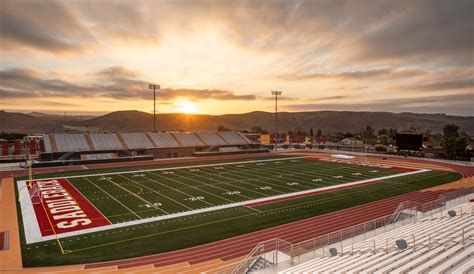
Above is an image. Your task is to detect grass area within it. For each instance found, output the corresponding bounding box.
[16,155,462,267]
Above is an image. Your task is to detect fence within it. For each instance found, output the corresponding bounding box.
[230,186,474,274]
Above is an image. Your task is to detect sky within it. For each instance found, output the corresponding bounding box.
[0,0,473,116]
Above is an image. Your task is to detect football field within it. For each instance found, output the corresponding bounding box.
[15,155,462,267]
[18,156,427,244]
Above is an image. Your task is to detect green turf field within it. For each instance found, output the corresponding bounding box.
[16,155,462,267]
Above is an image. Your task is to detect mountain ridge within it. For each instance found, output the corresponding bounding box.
[1,110,473,134]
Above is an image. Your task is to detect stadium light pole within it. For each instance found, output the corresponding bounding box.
[148,84,160,132]
[271,91,282,150]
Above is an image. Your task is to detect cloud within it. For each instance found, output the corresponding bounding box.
[0,0,92,54]
[285,93,474,116]
[271,68,426,82]
[0,67,256,101]
[348,0,474,64]
[406,78,474,92]
[3,0,472,67]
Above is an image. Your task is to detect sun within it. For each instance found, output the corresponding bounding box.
[180,101,198,114]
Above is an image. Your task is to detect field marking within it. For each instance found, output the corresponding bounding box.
[103,176,161,212]
[194,168,287,195]
[159,169,257,200]
[143,172,236,204]
[38,169,441,253]
[84,177,142,220]
[244,206,262,214]
[24,168,430,244]
[182,169,271,198]
[118,174,211,210]
[202,165,300,193]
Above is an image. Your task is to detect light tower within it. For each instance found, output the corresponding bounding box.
[271,91,282,150]
[148,84,160,132]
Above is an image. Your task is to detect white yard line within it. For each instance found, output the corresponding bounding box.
[21,168,430,244]
[118,174,197,211]
[85,177,142,220]
[146,171,236,204]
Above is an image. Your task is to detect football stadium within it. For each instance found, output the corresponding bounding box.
[1,1,474,273]
[0,131,473,273]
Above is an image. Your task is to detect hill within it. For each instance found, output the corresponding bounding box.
[1,110,473,135]
[84,110,474,134]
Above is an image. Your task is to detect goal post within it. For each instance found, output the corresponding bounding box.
[18,182,43,205]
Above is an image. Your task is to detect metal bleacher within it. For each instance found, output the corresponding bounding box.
[89,134,124,151]
[217,132,251,145]
[148,132,181,148]
[119,133,154,149]
[171,132,206,147]
[279,202,474,274]
[53,134,90,152]
[197,132,228,146]
[41,131,253,155]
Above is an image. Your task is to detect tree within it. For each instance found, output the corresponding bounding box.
[361,125,375,140]
[378,135,389,145]
[441,124,466,159]
[294,127,303,135]
[217,125,229,131]
[443,124,459,138]
[250,126,266,134]
[309,128,314,137]
[316,129,322,137]
[378,128,388,136]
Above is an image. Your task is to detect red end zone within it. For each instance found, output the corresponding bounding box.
[29,178,111,236]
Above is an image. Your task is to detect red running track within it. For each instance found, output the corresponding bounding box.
[85,189,448,269]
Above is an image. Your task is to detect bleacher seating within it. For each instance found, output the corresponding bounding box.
[40,131,252,154]
[218,132,251,145]
[53,134,90,152]
[171,132,205,147]
[119,133,154,149]
[197,132,228,146]
[280,202,474,274]
[43,135,52,153]
[148,132,181,148]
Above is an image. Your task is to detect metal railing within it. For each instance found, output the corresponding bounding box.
[231,186,474,273]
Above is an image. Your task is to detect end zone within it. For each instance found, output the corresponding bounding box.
[18,178,111,244]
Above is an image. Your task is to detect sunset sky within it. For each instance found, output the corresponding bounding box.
[0,0,473,116]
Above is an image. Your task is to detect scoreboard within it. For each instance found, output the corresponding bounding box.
[396,133,423,151]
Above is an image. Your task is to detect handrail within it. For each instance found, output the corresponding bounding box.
[232,239,272,274]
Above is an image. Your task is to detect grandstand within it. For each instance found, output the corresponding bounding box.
[266,201,474,273]
[35,131,261,165]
